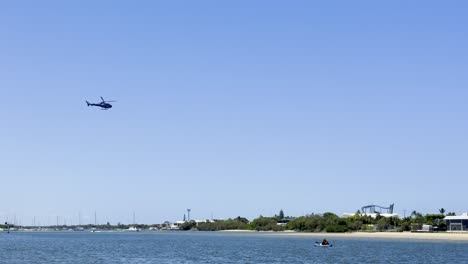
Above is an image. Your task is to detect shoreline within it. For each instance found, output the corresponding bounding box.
[7,229,468,241]
[219,230,468,241]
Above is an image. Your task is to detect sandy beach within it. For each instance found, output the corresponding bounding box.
[220,230,468,241]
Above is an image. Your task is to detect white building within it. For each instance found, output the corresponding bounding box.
[169,221,186,230]
[444,213,468,231]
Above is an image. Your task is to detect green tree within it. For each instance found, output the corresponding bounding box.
[376,217,391,231]
[179,221,196,230]
[196,217,250,231]
[234,216,249,224]
[425,214,445,225]
[279,210,285,219]
[250,216,279,231]
[400,217,412,231]
[439,208,446,215]
[286,215,321,232]
[325,218,349,233]
[323,212,339,219]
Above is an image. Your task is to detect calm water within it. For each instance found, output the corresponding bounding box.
[1,231,467,263]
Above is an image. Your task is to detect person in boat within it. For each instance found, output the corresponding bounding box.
[321,239,329,245]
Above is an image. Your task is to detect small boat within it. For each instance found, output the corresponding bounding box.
[126,226,140,232]
[314,243,333,247]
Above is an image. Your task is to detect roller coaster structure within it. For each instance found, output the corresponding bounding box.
[361,203,394,214]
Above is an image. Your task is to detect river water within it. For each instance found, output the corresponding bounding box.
[1,231,467,263]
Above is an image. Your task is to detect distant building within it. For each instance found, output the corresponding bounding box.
[444,213,468,231]
[194,219,212,225]
[168,219,214,230]
[170,221,186,230]
[411,224,433,232]
[277,218,293,226]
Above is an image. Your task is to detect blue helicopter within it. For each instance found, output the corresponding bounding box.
[86,97,116,110]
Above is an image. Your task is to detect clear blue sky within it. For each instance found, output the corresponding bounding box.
[1,0,467,225]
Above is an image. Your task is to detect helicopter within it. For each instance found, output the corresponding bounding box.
[86,97,116,110]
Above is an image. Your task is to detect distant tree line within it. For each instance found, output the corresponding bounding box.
[184,217,250,231]
[181,208,452,233]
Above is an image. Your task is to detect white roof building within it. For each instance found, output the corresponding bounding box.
[444,213,468,232]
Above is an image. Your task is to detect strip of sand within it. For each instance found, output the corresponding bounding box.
[220,230,468,241]
[288,231,468,241]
